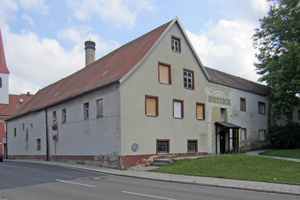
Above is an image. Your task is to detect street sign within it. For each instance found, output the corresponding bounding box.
[53,118,57,124]
[52,124,58,131]
[52,134,58,141]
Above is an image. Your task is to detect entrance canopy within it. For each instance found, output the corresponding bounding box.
[214,122,241,154]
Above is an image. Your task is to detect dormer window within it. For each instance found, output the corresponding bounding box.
[172,36,181,52]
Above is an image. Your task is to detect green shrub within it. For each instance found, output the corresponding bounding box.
[268,123,300,149]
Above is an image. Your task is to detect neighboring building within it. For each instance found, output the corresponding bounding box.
[0,27,34,157]
[5,17,280,168]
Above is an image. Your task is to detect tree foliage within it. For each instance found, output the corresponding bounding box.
[253,0,300,120]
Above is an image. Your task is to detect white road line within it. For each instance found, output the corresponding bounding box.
[122,191,178,200]
[55,179,95,188]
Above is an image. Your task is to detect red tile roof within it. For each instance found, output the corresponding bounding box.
[205,67,270,96]
[0,94,34,117]
[9,20,173,119]
[0,27,9,74]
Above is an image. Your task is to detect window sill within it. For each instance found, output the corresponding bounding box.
[146,115,158,117]
[174,117,183,119]
[184,87,194,90]
[196,118,205,121]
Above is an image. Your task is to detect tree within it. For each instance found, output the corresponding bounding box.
[253,0,300,121]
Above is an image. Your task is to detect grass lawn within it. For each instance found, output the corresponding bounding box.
[259,149,300,159]
[151,154,300,184]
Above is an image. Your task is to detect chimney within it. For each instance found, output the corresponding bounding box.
[84,40,96,66]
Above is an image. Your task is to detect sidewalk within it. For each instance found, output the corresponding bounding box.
[6,157,300,197]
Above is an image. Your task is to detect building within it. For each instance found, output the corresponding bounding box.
[6,17,277,168]
[0,27,34,157]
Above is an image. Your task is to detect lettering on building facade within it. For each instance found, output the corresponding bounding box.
[205,85,231,106]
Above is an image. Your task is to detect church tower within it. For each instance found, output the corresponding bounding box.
[0,26,9,105]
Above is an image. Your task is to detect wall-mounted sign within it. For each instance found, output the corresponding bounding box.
[52,124,58,131]
[131,143,139,152]
[208,96,231,106]
[52,134,58,142]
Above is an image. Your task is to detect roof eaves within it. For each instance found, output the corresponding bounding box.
[119,18,176,83]
[175,17,210,81]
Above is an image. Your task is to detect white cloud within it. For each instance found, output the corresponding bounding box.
[250,0,271,13]
[21,13,35,26]
[67,0,155,29]
[19,0,49,14]
[2,0,18,12]
[187,19,261,82]
[1,26,120,94]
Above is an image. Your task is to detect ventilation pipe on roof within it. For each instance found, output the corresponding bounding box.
[84,40,96,66]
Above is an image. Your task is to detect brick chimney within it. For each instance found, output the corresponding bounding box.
[84,40,96,66]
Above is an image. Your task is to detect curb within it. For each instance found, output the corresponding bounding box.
[6,160,300,197]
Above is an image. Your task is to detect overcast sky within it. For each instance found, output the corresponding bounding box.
[0,0,271,94]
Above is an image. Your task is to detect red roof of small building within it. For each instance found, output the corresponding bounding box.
[0,94,34,117]
[0,27,9,74]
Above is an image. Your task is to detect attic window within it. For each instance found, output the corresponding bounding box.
[172,35,181,53]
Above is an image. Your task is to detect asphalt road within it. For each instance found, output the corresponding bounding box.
[0,162,297,200]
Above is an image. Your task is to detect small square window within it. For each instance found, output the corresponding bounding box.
[258,102,266,114]
[157,140,169,154]
[171,36,181,52]
[196,103,205,120]
[173,99,184,118]
[145,95,159,116]
[188,140,197,153]
[240,128,247,141]
[84,102,89,119]
[158,62,172,84]
[36,139,41,151]
[240,98,246,112]
[259,130,266,141]
[97,99,103,117]
[62,109,66,123]
[184,69,194,89]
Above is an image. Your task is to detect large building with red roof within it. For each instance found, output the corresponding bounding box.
[5,17,298,168]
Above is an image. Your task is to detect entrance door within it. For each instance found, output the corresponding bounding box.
[220,132,226,154]
[3,143,7,158]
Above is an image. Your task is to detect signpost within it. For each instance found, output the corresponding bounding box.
[52,118,58,161]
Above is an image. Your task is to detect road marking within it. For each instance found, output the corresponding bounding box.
[122,191,178,200]
[55,179,95,188]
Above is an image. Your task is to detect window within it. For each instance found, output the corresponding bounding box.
[157,140,169,154]
[53,111,57,120]
[36,139,41,151]
[171,35,181,52]
[258,102,266,114]
[240,128,247,141]
[97,99,103,117]
[188,140,197,153]
[183,69,194,89]
[259,130,266,141]
[145,95,159,116]
[14,128,16,137]
[84,102,89,119]
[26,129,28,141]
[62,109,66,123]
[220,108,227,121]
[173,99,184,118]
[158,62,172,84]
[196,103,205,120]
[0,77,2,88]
[240,98,246,112]
[23,123,24,130]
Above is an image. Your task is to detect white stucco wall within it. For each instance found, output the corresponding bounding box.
[205,83,270,152]
[7,84,121,158]
[120,22,208,156]
[7,110,46,156]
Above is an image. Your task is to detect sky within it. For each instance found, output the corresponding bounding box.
[0,0,272,95]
